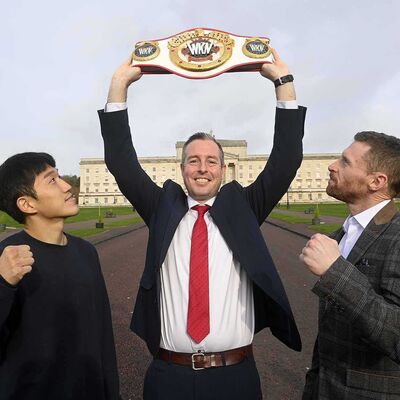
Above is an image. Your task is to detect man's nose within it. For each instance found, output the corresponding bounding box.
[328,161,337,172]
[60,179,72,192]
[198,160,207,172]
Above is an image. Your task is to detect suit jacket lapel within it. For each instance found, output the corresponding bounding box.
[346,200,398,265]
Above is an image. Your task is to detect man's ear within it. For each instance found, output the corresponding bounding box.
[16,196,37,217]
[368,172,388,192]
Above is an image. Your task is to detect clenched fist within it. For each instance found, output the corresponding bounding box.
[299,233,341,276]
[0,245,34,286]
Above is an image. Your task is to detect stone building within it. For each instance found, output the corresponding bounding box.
[79,140,339,207]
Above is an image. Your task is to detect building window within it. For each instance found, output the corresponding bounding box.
[318,194,322,200]
[153,167,156,172]
[239,173,243,178]
[298,193,303,200]
[86,176,89,182]
[308,193,312,200]
[249,165,252,170]
[249,173,253,178]
[105,168,108,173]
[95,189,98,193]
[239,165,243,170]
[86,168,89,173]
[152,175,156,180]
[105,189,108,192]
[105,198,108,204]
[86,187,89,193]
[95,198,98,204]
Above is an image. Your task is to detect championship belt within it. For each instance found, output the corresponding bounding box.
[131,28,273,79]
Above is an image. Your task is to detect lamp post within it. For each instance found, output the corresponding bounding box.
[96,200,104,228]
[286,187,290,209]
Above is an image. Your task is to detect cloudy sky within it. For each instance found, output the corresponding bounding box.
[1,0,399,175]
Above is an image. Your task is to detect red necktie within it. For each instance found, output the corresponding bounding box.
[187,204,211,343]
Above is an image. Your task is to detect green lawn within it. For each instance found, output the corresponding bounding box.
[309,224,342,234]
[268,212,311,225]
[0,207,135,228]
[0,212,22,228]
[65,207,135,223]
[67,216,143,237]
[268,211,342,234]
[276,202,350,217]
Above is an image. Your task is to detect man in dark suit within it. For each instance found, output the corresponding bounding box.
[99,48,306,400]
[300,132,400,399]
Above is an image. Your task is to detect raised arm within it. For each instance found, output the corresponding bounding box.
[99,59,162,225]
[244,49,306,223]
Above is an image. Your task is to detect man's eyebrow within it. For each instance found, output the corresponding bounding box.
[42,168,58,179]
[341,153,350,164]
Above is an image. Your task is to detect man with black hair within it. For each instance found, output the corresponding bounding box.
[0,152,120,400]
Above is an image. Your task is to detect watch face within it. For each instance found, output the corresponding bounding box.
[275,75,294,87]
[281,75,294,83]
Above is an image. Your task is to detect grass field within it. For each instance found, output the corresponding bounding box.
[0,207,136,228]
[66,207,135,223]
[67,216,143,237]
[268,211,342,234]
[269,212,311,225]
[276,202,350,217]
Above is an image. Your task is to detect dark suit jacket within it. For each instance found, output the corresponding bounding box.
[303,201,400,399]
[99,107,306,356]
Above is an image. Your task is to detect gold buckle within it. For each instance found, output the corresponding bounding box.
[191,351,205,370]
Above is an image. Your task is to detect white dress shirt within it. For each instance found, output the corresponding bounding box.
[339,200,390,259]
[159,196,254,352]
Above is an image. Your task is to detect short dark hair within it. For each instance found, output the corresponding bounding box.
[181,132,225,165]
[0,152,56,223]
[354,131,400,197]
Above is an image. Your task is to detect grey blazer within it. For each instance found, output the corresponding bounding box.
[303,201,400,400]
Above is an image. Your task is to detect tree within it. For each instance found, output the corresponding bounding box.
[61,175,80,198]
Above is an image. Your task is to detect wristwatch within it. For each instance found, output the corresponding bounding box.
[274,74,294,87]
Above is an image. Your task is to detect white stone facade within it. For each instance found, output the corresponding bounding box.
[79,140,340,207]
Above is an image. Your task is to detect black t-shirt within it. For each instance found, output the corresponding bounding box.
[0,231,120,400]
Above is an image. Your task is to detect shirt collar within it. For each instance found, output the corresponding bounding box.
[187,195,215,209]
[350,199,391,229]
